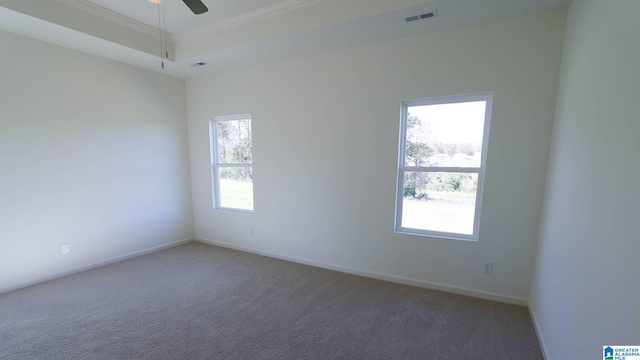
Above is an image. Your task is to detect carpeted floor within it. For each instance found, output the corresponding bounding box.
[0,242,542,359]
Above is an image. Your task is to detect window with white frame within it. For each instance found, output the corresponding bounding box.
[395,93,492,240]
[210,114,253,212]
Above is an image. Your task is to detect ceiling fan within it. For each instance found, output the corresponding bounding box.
[150,0,208,14]
[182,0,208,14]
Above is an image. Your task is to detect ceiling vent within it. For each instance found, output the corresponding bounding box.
[405,10,437,23]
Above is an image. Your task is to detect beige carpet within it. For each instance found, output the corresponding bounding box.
[0,242,542,359]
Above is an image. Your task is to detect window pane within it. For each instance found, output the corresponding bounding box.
[401,172,478,235]
[219,167,253,211]
[405,101,486,168]
[217,119,252,164]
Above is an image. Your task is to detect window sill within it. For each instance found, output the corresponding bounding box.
[214,208,254,215]
[394,228,478,242]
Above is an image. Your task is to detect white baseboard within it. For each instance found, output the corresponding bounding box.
[0,237,194,295]
[528,301,550,360]
[195,237,528,306]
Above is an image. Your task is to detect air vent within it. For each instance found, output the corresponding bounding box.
[405,10,437,23]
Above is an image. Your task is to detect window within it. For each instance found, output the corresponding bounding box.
[395,93,492,240]
[210,114,253,212]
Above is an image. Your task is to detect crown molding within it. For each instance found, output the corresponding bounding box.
[56,0,169,41]
[173,0,322,42]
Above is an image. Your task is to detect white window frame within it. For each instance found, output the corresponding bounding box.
[209,114,253,213]
[394,93,493,241]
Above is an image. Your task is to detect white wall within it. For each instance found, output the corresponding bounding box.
[187,9,566,303]
[0,30,194,293]
[530,0,640,358]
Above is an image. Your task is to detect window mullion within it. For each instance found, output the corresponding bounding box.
[217,163,252,168]
[402,166,481,173]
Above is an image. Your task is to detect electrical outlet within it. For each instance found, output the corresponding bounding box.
[483,261,493,274]
[249,227,254,236]
[60,244,70,255]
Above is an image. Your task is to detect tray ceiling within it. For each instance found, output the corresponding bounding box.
[0,0,572,78]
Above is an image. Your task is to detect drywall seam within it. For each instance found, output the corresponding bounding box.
[195,237,528,306]
[0,237,194,295]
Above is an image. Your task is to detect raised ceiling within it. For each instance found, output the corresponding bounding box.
[84,0,292,33]
[0,0,572,79]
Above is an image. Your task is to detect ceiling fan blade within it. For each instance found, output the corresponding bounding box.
[183,0,208,14]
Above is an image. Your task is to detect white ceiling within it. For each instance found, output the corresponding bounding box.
[85,0,288,33]
[0,0,572,79]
